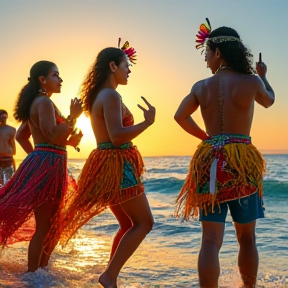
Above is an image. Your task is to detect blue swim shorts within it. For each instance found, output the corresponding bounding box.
[199,192,265,224]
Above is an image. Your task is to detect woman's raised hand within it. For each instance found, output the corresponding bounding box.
[137,96,156,126]
[70,98,83,119]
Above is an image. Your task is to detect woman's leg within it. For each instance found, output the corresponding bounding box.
[99,193,154,288]
[27,201,60,272]
[109,204,132,262]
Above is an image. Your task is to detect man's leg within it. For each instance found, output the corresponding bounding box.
[234,221,258,288]
[198,221,225,288]
[229,193,264,288]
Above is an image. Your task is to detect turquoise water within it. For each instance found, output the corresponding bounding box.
[0,155,287,287]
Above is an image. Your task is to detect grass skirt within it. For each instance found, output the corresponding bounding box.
[175,134,266,220]
[58,142,145,247]
[0,144,76,250]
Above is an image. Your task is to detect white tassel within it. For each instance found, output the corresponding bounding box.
[209,158,218,195]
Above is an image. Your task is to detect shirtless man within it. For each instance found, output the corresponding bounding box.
[174,21,275,288]
[0,109,16,186]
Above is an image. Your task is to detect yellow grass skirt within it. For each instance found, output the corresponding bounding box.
[175,134,266,220]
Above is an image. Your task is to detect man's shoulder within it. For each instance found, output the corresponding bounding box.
[241,73,259,80]
[0,125,16,136]
[5,125,16,134]
[191,76,214,94]
[191,78,208,90]
[7,125,16,131]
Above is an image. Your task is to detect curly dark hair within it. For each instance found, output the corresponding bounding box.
[13,61,56,122]
[80,47,126,115]
[0,109,8,116]
[207,27,255,74]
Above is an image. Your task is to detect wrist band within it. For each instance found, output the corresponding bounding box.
[66,115,76,129]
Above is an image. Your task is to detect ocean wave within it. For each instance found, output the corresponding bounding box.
[146,167,188,174]
[263,180,288,198]
[144,177,184,193]
[143,177,288,198]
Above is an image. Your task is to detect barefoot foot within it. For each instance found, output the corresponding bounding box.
[98,273,117,288]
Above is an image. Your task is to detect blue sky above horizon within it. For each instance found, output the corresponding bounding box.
[1,0,287,158]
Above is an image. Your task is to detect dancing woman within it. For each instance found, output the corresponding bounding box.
[58,40,156,288]
[0,60,83,272]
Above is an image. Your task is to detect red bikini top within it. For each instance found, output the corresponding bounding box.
[122,103,134,127]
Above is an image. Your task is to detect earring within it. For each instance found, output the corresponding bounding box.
[39,88,48,96]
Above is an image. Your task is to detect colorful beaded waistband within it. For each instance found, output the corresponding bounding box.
[97,142,133,150]
[205,134,251,148]
[34,143,67,154]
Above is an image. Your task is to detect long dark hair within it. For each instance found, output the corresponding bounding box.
[207,27,255,74]
[80,48,126,115]
[13,61,56,122]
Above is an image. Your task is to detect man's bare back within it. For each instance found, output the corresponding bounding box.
[195,70,263,136]
[174,22,275,288]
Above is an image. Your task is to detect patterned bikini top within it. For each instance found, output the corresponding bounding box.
[55,112,65,124]
[51,102,66,124]
[122,103,134,127]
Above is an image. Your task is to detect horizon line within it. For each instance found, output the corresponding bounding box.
[14,151,288,161]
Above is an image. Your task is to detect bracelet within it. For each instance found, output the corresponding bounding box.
[66,115,76,129]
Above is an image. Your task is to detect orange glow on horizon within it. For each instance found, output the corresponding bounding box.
[1,1,288,159]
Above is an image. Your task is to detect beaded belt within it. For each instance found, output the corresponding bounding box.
[97,142,133,150]
[34,143,67,155]
[205,134,251,148]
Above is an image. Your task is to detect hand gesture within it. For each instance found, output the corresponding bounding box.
[68,129,84,148]
[137,96,156,126]
[256,61,267,78]
[70,98,83,119]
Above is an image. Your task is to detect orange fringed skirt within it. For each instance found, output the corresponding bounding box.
[58,142,145,247]
[175,134,266,220]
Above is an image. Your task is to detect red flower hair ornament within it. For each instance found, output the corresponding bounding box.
[118,38,137,65]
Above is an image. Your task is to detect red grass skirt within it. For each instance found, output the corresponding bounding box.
[0,144,76,249]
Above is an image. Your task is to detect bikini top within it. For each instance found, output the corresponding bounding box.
[51,101,66,124]
[29,99,65,128]
[122,103,134,127]
[55,110,65,124]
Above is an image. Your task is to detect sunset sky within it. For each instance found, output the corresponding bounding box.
[1,0,287,159]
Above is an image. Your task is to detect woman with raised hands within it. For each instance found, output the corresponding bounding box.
[0,60,83,272]
[58,40,156,288]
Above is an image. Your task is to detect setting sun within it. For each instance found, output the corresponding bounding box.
[76,114,92,136]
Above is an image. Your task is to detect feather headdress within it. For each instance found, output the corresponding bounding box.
[195,18,241,52]
[118,38,137,64]
[195,18,211,50]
